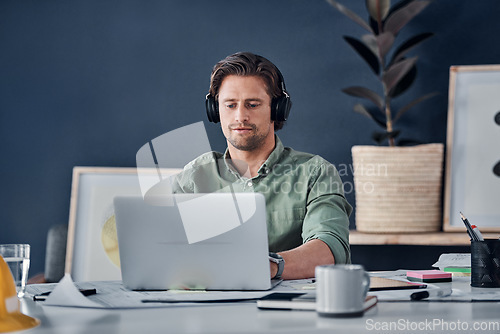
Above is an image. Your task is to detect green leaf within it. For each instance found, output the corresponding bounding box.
[353,103,387,128]
[387,0,414,15]
[384,0,431,36]
[342,86,384,111]
[366,0,391,23]
[391,32,434,64]
[388,64,416,98]
[361,32,394,61]
[327,0,374,33]
[344,36,380,75]
[376,32,395,59]
[393,92,439,122]
[382,56,418,92]
[361,34,378,57]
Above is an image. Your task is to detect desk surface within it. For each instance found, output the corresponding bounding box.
[20,276,500,334]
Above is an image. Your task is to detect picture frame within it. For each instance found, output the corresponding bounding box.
[65,166,181,281]
[443,65,500,232]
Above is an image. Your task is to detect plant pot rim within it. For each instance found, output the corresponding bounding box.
[352,143,443,148]
[352,143,444,153]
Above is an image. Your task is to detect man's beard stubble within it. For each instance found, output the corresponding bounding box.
[227,123,270,151]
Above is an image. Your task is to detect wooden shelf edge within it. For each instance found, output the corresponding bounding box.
[349,230,499,246]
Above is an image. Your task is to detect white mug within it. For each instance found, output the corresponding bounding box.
[315,264,370,317]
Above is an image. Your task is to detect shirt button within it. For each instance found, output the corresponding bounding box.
[247,181,253,187]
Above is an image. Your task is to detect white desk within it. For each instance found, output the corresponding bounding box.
[20,277,500,334]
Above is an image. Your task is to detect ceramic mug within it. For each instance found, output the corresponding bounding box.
[315,264,370,317]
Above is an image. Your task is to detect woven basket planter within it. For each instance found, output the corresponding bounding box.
[351,144,444,233]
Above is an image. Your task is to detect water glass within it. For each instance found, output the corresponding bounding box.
[0,244,30,298]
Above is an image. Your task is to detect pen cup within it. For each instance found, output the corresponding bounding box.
[471,239,500,288]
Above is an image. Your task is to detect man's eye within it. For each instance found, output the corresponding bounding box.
[225,104,236,109]
[248,103,259,108]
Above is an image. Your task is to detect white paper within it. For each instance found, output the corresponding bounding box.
[26,277,311,309]
[43,274,102,308]
[432,253,471,270]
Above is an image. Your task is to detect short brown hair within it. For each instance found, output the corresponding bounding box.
[209,52,287,131]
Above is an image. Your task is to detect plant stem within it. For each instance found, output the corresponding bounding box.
[385,97,395,147]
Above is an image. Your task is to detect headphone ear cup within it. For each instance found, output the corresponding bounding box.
[205,95,220,123]
[271,95,291,122]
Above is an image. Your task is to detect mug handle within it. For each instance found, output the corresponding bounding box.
[361,271,370,299]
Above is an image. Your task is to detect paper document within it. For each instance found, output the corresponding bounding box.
[25,276,312,309]
[43,274,102,307]
[432,253,471,270]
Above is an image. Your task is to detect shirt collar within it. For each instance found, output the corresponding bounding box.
[222,135,285,177]
[258,135,284,175]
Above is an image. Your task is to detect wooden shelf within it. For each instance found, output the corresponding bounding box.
[349,231,499,246]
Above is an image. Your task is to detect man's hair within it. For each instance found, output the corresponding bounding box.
[209,52,287,131]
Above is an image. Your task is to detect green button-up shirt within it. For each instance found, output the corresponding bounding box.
[172,136,352,264]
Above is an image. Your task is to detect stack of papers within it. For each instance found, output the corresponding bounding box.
[432,253,471,276]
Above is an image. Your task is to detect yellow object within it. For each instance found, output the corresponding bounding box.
[0,255,39,332]
[101,215,121,268]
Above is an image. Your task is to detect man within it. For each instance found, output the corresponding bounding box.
[173,52,352,280]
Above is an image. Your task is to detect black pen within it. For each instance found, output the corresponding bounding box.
[460,212,478,241]
[411,287,452,301]
[33,288,97,301]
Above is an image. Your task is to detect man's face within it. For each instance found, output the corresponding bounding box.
[218,75,274,152]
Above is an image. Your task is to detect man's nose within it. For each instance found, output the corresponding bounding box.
[234,105,249,122]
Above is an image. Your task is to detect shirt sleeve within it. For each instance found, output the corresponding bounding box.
[302,159,353,264]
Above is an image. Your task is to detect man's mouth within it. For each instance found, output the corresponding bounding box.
[230,124,255,133]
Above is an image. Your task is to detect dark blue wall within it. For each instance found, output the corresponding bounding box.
[1,0,499,275]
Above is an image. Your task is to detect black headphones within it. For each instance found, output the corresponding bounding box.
[205,70,291,124]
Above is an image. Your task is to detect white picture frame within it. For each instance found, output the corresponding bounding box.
[443,65,500,232]
[65,167,142,281]
[65,166,181,281]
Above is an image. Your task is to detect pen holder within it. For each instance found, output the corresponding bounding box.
[471,239,500,288]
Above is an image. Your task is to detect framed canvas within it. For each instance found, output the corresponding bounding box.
[443,65,500,232]
[65,166,181,281]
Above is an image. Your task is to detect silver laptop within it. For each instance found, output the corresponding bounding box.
[114,192,279,291]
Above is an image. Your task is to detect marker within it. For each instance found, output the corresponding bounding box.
[471,225,484,241]
[460,212,478,241]
[411,287,452,301]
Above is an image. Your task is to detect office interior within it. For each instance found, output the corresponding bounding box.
[1,0,499,278]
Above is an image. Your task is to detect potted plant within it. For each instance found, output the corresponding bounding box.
[328,0,444,233]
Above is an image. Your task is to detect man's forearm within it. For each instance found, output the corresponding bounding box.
[270,239,335,280]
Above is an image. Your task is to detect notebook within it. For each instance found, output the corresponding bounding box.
[256,293,378,312]
[114,192,279,291]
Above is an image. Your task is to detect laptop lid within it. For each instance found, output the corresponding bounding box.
[114,192,274,290]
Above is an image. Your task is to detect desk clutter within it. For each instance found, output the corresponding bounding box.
[435,252,500,288]
[23,267,500,309]
[3,264,496,334]
[11,232,500,332]
[458,213,500,287]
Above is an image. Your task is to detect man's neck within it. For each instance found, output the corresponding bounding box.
[227,136,276,178]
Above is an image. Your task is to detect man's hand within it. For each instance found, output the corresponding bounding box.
[271,239,335,280]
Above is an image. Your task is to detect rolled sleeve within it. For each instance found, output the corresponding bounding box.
[302,162,352,264]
